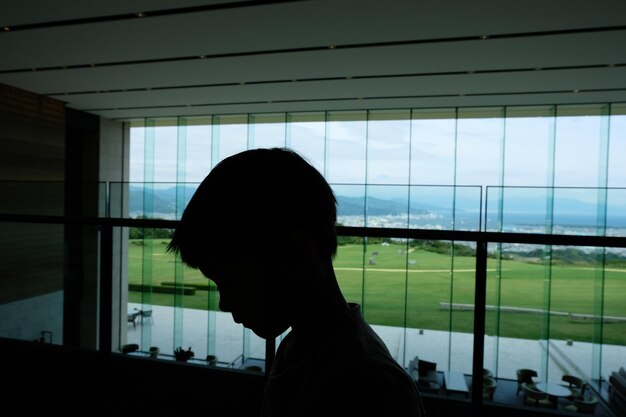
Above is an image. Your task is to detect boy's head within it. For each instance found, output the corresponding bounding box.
[167,148,338,338]
[168,148,337,268]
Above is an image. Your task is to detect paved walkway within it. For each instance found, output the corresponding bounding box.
[126,303,625,383]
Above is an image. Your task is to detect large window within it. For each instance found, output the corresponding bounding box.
[125,105,626,400]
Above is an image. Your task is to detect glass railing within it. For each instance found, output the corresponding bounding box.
[485,186,626,237]
[2,182,626,414]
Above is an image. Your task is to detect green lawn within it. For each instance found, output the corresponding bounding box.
[128,239,626,345]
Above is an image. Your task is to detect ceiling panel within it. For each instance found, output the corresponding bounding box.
[1,0,626,119]
[2,0,626,71]
[52,67,626,110]
[2,31,625,95]
[93,90,626,120]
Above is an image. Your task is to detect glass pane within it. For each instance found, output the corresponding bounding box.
[503,106,555,187]
[486,187,553,233]
[552,188,604,235]
[249,113,286,149]
[405,239,455,351]
[367,110,411,185]
[334,235,365,307]
[449,243,476,375]
[601,251,626,383]
[362,236,410,363]
[607,188,626,236]
[126,182,187,220]
[129,122,146,183]
[410,109,457,185]
[409,185,456,230]
[335,184,366,228]
[410,185,481,231]
[453,186,483,231]
[554,105,605,187]
[484,242,501,382]
[286,112,326,174]
[608,105,626,188]
[488,239,626,408]
[486,186,618,236]
[456,107,505,187]
[406,240,476,391]
[182,117,213,183]
[150,118,178,183]
[366,185,408,228]
[549,245,597,382]
[213,115,248,163]
[326,111,367,184]
[492,243,549,381]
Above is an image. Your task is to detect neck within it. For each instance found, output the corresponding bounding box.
[291,260,349,337]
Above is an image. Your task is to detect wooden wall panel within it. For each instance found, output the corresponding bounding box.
[0,83,66,303]
[0,83,65,180]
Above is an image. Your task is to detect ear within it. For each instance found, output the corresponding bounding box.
[271,229,317,283]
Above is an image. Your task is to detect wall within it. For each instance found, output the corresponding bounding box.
[0,83,65,343]
[0,83,129,350]
[100,117,130,350]
[64,109,129,349]
[0,82,65,297]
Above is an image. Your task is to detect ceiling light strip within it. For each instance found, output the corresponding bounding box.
[0,0,303,32]
[80,87,626,112]
[43,63,626,97]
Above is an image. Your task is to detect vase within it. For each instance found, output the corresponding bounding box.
[149,346,159,359]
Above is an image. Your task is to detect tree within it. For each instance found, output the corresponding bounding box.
[129,216,173,240]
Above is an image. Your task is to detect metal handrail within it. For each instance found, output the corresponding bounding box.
[2,213,626,247]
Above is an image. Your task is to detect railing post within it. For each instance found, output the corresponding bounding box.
[265,337,276,378]
[99,223,113,353]
[471,239,488,415]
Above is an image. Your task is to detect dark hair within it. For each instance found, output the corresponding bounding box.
[167,148,337,268]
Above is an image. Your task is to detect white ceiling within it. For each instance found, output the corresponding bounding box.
[1,0,626,120]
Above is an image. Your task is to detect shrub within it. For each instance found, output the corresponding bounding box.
[128,283,196,295]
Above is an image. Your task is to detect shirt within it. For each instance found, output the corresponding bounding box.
[261,303,425,416]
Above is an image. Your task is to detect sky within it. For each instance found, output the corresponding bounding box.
[130,110,626,191]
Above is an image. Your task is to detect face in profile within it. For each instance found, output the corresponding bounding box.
[169,149,333,338]
[198,233,309,339]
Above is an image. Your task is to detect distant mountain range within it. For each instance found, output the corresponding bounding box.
[129,186,194,215]
[128,185,626,219]
[334,195,431,216]
[489,195,626,215]
[129,186,445,216]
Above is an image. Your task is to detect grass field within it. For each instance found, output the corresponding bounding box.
[128,239,626,345]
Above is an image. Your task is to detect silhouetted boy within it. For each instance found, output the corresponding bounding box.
[168,148,425,416]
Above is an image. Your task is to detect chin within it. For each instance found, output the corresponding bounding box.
[251,325,289,340]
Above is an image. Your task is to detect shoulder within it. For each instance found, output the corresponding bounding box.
[328,358,425,416]
[343,358,417,391]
